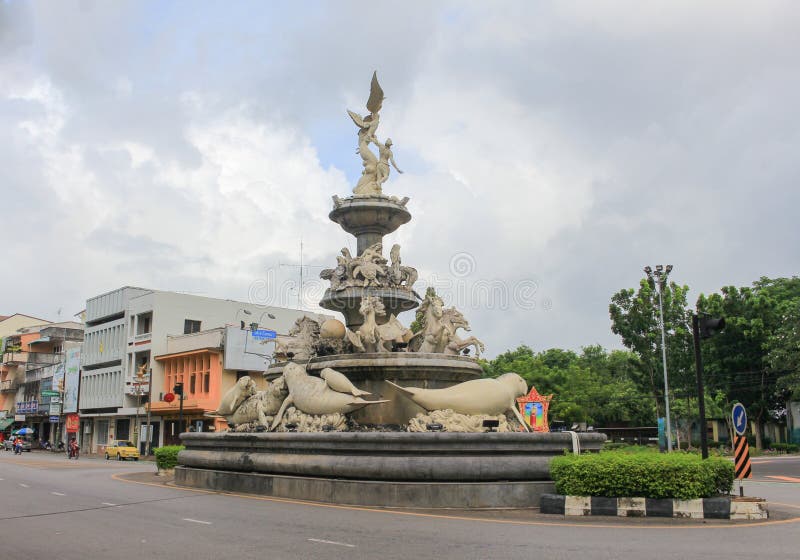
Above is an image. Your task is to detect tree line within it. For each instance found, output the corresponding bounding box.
[480,276,800,449]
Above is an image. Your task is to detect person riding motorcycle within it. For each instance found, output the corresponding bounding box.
[13,436,23,455]
[68,437,79,459]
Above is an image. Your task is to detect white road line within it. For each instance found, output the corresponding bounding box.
[307,538,356,548]
[101,502,117,506]
[182,518,212,525]
[51,492,66,496]
[18,483,29,488]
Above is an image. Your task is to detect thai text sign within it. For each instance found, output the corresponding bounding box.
[65,414,80,433]
[63,347,81,413]
[16,401,39,414]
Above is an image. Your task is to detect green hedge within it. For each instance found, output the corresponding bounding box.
[153,445,184,470]
[550,451,734,500]
[769,443,799,454]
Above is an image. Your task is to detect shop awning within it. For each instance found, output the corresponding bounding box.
[0,417,14,430]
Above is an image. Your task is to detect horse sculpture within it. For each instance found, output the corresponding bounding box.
[410,293,484,357]
[346,296,413,353]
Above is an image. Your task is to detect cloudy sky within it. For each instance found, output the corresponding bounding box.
[2,1,798,356]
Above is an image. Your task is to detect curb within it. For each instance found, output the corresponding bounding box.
[540,494,768,520]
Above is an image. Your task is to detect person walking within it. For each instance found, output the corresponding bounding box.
[68,437,79,460]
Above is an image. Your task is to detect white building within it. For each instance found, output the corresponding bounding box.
[80,287,319,454]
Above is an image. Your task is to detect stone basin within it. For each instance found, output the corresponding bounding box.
[175,431,607,508]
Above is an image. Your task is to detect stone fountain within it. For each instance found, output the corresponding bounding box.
[176,73,605,507]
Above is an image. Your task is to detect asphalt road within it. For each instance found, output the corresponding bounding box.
[1,451,799,560]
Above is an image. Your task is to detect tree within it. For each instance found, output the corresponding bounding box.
[481,345,655,427]
[609,278,694,421]
[697,277,800,449]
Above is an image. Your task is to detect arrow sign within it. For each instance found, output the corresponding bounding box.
[732,402,747,436]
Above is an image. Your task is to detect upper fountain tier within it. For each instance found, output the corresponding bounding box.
[329,194,411,255]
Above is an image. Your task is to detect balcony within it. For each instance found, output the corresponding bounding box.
[2,352,28,365]
[0,379,20,392]
[26,353,62,366]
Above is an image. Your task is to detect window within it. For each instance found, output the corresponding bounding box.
[203,373,210,393]
[189,374,196,394]
[184,319,201,334]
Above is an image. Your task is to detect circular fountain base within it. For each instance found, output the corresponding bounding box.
[176,431,606,508]
[266,353,484,425]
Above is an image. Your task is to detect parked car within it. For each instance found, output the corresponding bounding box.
[105,440,140,461]
[3,437,32,452]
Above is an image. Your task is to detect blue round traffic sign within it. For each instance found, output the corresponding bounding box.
[732,403,747,436]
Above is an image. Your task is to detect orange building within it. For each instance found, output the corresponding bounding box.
[150,327,269,444]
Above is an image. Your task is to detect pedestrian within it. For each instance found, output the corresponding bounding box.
[68,437,79,460]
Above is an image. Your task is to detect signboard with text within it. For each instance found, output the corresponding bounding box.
[65,414,79,433]
[63,347,81,414]
[16,401,39,414]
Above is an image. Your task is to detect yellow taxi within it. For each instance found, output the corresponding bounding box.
[105,440,140,461]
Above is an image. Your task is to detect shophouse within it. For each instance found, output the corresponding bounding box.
[0,321,84,441]
[80,287,318,454]
[0,313,52,429]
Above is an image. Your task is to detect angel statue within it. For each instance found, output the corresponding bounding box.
[348,71,385,196]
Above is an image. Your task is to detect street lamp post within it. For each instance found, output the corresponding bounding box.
[644,264,674,452]
[134,364,147,453]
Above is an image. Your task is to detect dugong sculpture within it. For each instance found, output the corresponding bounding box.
[387,373,531,431]
[270,363,388,430]
[215,376,257,416]
[320,367,371,397]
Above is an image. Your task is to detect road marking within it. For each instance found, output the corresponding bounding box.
[308,538,356,548]
[766,475,800,483]
[101,502,117,506]
[51,492,66,496]
[112,473,800,531]
[182,518,212,525]
[18,483,29,488]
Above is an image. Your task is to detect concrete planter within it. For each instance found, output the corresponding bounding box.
[540,494,768,520]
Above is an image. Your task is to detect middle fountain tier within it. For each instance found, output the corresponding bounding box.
[319,195,418,329]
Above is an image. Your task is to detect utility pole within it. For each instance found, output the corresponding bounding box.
[134,364,146,453]
[144,367,153,456]
[692,313,725,459]
[644,264,673,452]
[279,238,324,310]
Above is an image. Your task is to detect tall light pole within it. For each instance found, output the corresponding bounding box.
[134,364,147,452]
[645,264,674,452]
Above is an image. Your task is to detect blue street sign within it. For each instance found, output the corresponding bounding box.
[251,329,277,341]
[732,403,747,436]
[49,416,60,423]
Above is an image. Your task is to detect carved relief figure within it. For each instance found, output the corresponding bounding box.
[387,244,418,292]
